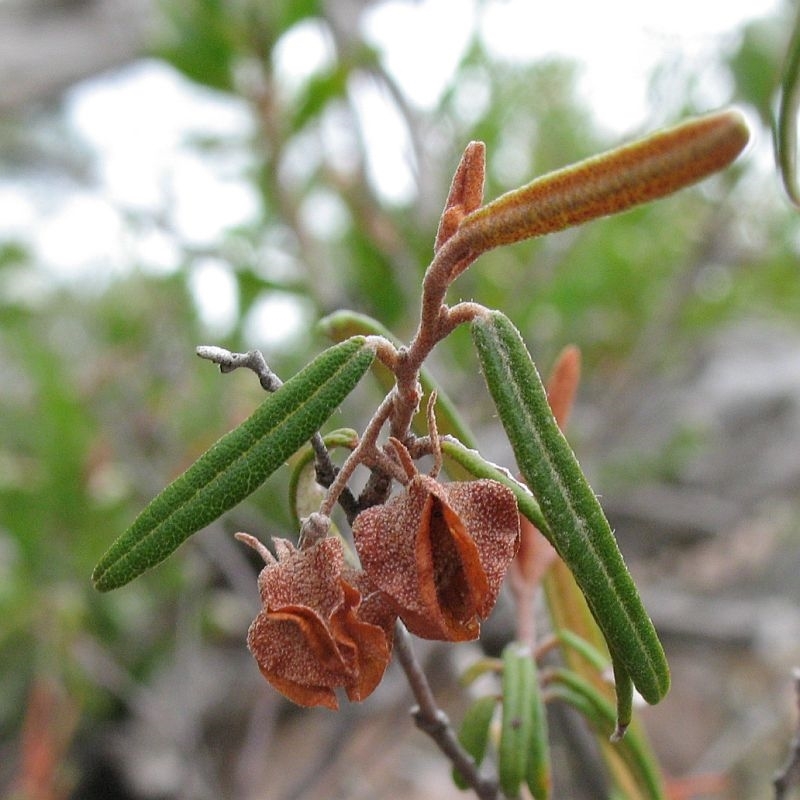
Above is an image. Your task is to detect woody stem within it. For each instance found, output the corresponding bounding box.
[393,623,499,800]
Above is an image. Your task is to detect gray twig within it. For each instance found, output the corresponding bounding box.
[392,623,499,800]
[196,346,282,392]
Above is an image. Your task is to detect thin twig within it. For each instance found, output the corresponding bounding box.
[392,623,499,800]
[318,391,397,518]
[195,345,359,519]
[355,468,394,512]
[775,668,800,799]
[196,346,282,391]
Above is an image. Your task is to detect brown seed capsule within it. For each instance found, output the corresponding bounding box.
[353,476,520,641]
[238,534,396,709]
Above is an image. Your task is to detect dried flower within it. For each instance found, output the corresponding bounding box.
[353,473,520,642]
[237,533,396,710]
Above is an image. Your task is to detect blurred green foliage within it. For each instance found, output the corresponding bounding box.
[2,0,800,797]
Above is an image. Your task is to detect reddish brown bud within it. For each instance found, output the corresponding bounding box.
[353,477,520,641]
[435,141,486,252]
[239,535,396,709]
[545,344,581,428]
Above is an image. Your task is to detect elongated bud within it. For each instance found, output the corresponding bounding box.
[545,345,581,428]
[458,109,750,254]
[435,141,486,251]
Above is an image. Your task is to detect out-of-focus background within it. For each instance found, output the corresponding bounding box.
[2,0,800,798]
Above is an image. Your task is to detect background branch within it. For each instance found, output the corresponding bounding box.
[775,668,800,799]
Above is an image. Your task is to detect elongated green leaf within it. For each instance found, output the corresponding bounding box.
[557,629,631,742]
[457,656,503,688]
[92,338,374,591]
[471,311,669,705]
[452,695,497,791]
[546,669,666,800]
[495,643,551,799]
[556,629,610,672]
[777,3,800,207]
[498,642,535,798]
[525,651,551,800]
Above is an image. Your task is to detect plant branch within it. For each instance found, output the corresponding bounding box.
[386,110,749,453]
[196,346,282,391]
[388,232,480,441]
[318,390,397,518]
[775,668,800,799]
[393,623,499,800]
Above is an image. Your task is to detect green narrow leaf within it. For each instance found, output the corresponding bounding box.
[777,2,800,207]
[547,669,666,800]
[92,338,375,591]
[557,629,631,742]
[471,311,669,705]
[556,629,610,672]
[525,653,551,800]
[452,695,497,791]
[498,642,535,798]
[457,656,503,688]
